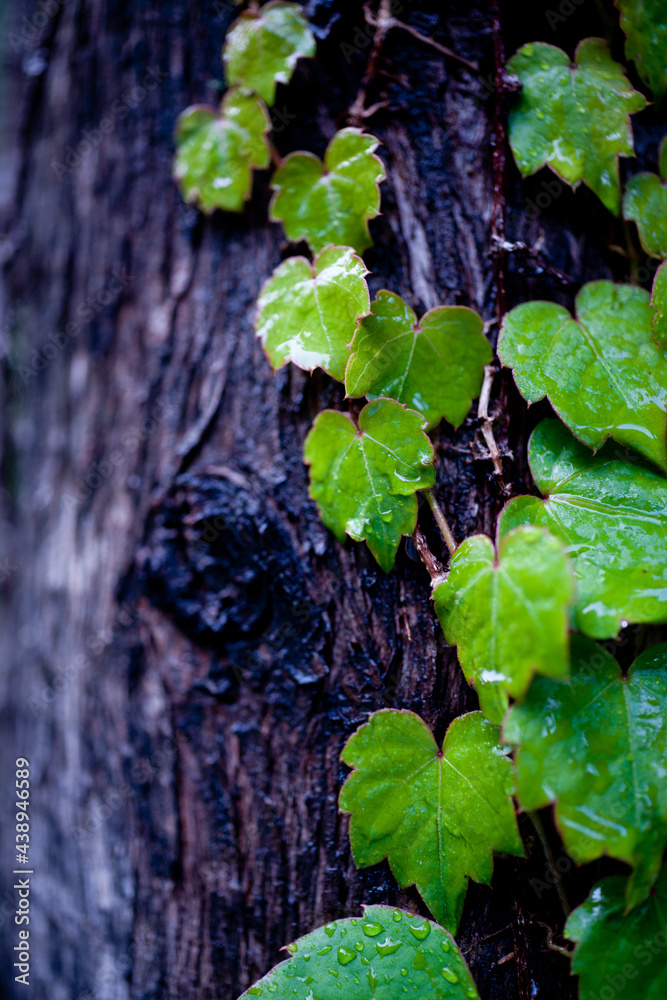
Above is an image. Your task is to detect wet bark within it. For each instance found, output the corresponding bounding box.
[1,1,663,998]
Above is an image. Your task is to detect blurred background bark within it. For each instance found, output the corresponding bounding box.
[0,1,664,998]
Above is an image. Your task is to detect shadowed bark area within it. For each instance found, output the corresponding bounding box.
[1,1,664,998]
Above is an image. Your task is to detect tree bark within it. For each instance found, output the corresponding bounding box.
[1,1,662,998]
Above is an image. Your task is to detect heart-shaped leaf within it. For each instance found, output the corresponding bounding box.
[173,90,270,213]
[344,291,492,430]
[270,128,386,253]
[498,280,667,471]
[504,635,667,909]
[616,0,667,101]
[651,260,667,347]
[223,0,316,107]
[623,136,667,258]
[256,245,370,380]
[237,904,481,999]
[304,399,435,572]
[340,710,523,933]
[498,420,667,639]
[432,526,573,724]
[565,869,667,1000]
[507,39,646,214]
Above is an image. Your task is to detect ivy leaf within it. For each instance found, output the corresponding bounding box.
[173,90,270,213]
[498,280,667,471]
[237,904,481,1000]
[623,137,667,258]
[255,245,370,380]
[616,0,667,101]
[223,0,316,107]
[498,420,667,639]
[651,260,667,347]
[565,870,667,1000]
[505,635,667,908]
[340,710,523,933]
[507,39,646,214]
[432,526,573,725]
[344,291,492,430]
[304,399,435,572]
[270,128,386,253]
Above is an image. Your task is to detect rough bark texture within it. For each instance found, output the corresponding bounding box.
[1,1,664,999]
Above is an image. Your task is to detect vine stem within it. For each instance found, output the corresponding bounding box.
[424,489,457,556]
[528,810,571,917]
[412,525,447,585]
[478,364,508,490]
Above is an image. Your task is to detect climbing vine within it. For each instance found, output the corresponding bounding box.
[173,2,667,997]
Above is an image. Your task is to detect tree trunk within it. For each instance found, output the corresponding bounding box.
[1,1,661,998]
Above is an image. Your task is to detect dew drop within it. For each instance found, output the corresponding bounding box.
[441,967,459,984]
[441,940,450,953]
[363,921,384,937]
[376,937,403,957]
[338,946,357,966]
[286,943,297,954]
[408,922,430,941]
[354,942,365,952]
[393,909,402,922]
[324,923,337,938]
[317,945,332,956]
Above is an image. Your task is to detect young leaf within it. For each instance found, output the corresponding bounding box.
[623,136,667,258]
[498,420,667,639]
[344,291,492,430]
[270,128,386,253]
[340,710,523,933]
[504,635,667,909]
[616,0,667,101]
[223,0,316,107]
[565,869,667,1000]
[432,526,573,724]
[304,399,435,572]
[237,904,481,1000]
[507,39,646,214]
[173,90,270,213]
[498,280,667,471]
[651,260,667,347]
[255,245,370,380]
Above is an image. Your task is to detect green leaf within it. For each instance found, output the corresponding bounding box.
[507,39,646,214]
[270,128,386,253]
[255,245,370,380]
[623,136,667,258]
[566,869,667,1000]
[223,0,316,107]
[498,419,667,639]
[498,280,667,471]
[340,710,523,933]
[651,260,667,347]
[237,904,481,1000]
[616,0,667,101]
[432,526,573,724]
[344,291,492,430]
[504,635,667,908]
[304,399,435,572]
[173,90,270,213]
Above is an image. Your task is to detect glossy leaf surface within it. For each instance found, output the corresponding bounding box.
[237,905,481,999]
[651,260,667,347]
[256,245,370,380]
[565,869,667,1000]
[623,137,667,258]
[173,91,270,212]
[433,527,573,724]
[507,39,646,214]
[270,128,386,253]
[223,1,316,106]
[504,636,667,908]
[616,0,667,100]
[498,420,667,639]
[345,291,491,429]
[498,280,667,471]
[304,399,435,572]
[340,710,523,933]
